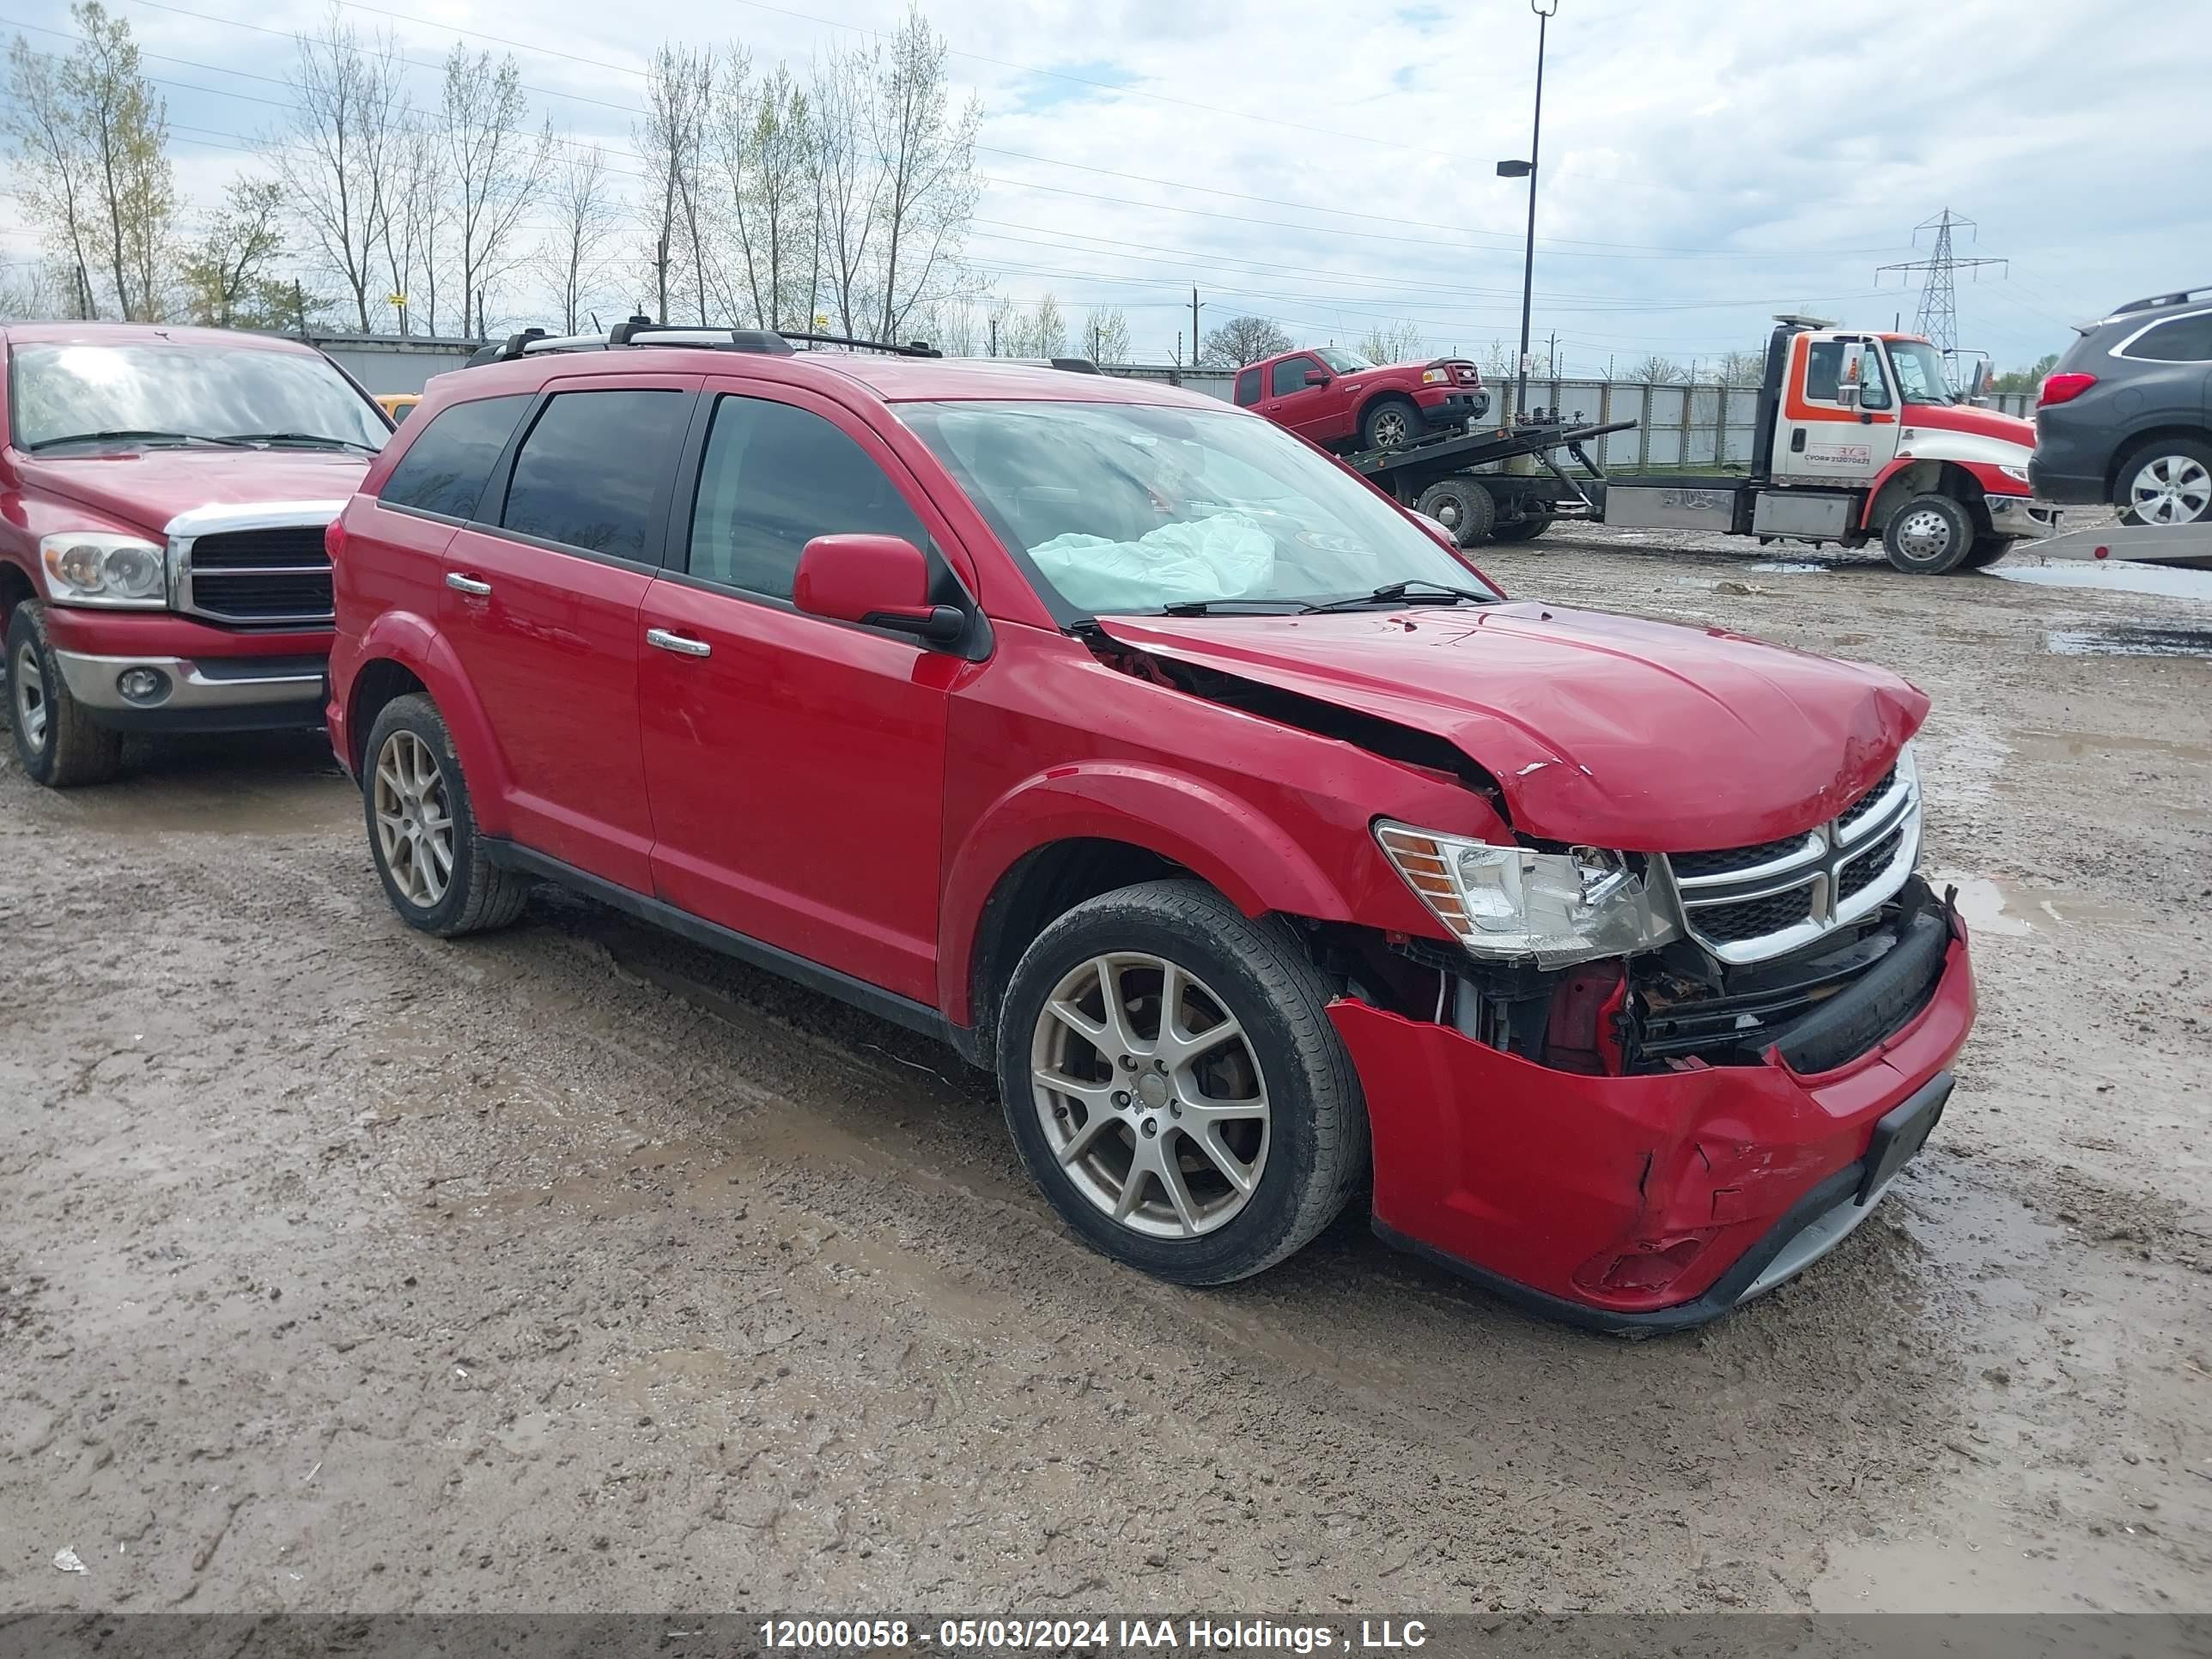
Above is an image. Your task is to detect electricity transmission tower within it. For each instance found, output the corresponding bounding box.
[1875,209,2006,355]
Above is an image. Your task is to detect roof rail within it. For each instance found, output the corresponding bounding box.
[464,317,939,365]
[2114,283,2212,314]
[783,331,941,358]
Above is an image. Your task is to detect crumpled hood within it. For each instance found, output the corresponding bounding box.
[1099,603,1928,851]
[19,448,372,539]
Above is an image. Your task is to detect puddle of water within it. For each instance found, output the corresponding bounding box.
[1927,872,2034,937]
[1749,560,1830,574]
[1927,871,2135,935]
[2008,729,2212,767]
[2045,624,2212,659]
[1996,562,2212,601]
[69,770,350,837]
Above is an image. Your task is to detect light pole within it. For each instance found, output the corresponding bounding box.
[1497,0,1557,424]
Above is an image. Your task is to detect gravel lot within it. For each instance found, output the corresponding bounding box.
[3,530,2207,1616]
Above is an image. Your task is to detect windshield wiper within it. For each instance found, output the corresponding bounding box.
[1301,579,1496,613]
[25,428,253,451]
[219,431,381,453]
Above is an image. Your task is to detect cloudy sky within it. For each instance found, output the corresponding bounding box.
[6,0,2209,374]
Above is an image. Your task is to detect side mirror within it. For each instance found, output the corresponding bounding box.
[793,533,965,647]
[1835,343,1864,407]
[1304,369,1331,387]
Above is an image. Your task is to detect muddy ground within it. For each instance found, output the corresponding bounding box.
[3,532,2208,1618]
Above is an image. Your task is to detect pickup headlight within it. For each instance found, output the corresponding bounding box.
[41,532,168,608]
[1376,822,1678,967]
[1420,368,1449,385]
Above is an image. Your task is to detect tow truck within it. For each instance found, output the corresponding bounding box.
[1355,316,2063,574]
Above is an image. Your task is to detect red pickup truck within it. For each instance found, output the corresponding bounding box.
[1232,345,1489,451]
[326,325,1971,1331]
[1,323,389,787]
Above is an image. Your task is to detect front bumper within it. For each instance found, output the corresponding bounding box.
[1415,388,1492,428]
[1987,494,2064,538]
[1335,916,1975,1333]
[40,606,331,733]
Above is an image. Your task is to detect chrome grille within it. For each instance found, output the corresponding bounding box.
[167,501,345,629]
[1658,756,1922,965]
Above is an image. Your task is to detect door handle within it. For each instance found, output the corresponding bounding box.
[646,628,712,659]
[446,572,492,596]
[1790,428,1808,453]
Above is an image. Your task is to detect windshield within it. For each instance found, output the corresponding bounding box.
[10,342,389,451]
[899,398,1499,615]
[1313,346,1376,373]
[1885,340,1955,405]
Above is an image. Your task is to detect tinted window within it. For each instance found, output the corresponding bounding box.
[1233,368,1261,407]
[380,395,530,520]
[688,396,926,600]
[1270,356,1316,398]
[2128,314,2212,362]
[501,390,690,558]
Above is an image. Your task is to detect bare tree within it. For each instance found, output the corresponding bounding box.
[1200,314,1291,367]
[870,5,979,343]
[438,43,553,337]
[811,45,878,337]
[1717,349,1765,386]
[380,127,439,336]
[1627,353,1684,384]
[1005,291,1065,357]
[635,42,713,325]
[272,9,404,331]
[1357,319,1425,364]
[1081,305,1131,364]
[0,262,65,319]
[6,31,102,316]
[179,176,286,327]
[536,143,621,335]
[722,60,815,330]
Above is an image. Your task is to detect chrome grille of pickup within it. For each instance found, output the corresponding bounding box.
[168,506,343,628]
[1656,758,1922,965]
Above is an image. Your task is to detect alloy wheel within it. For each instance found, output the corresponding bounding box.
[1895,507,1954,562]
[11,641,46,753]
[2128,454,2212,526]
[1030,952,1271,1239]
[1372,410,1410,447]
[373,729,455,908]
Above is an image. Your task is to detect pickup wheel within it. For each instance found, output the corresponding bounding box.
[1488,513,1553,543]
[998,879,1367,1285]
[1361,397,1425,451]
[5,602,124,788]
[1415,477,1496,545]
[362,691,529,937]
[1881,492,1973,574]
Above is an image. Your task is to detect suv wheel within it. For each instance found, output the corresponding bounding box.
[5,603,124,788]
[1881,492,1973,574]
[362,692,530,937]
[1415,477,1496,545]
[1361,398,1425,451]
[2118,439,2212,527]
[997,879,1366,1285]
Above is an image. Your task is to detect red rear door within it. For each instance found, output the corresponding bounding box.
[635,380,960,1003]
[441,375,696,890]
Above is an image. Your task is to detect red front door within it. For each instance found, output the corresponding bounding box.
[1261,353,1341,442]
[441,377,696,890]
[635,381,959,1003]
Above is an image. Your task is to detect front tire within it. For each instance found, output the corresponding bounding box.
[2117,438,2212,526]
[1415,477,1497,546]
[1881,492,1973,574]
[362,691,529,937]
[1361,398,1425,452]
[1960,533,2012,570]
[1488,514,1553,543]
[996,879,1367,1285]
[5,603,124,788]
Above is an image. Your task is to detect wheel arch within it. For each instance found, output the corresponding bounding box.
[1356,388,1423,434]
[0,556,33,627]
[343,611,514,833]
[2106,424,2212,498]
[1865,458,1981,531]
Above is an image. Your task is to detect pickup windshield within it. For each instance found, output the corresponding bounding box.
[900,398,1498,616]
[1313,347,1377,372]
[10,342,389,453]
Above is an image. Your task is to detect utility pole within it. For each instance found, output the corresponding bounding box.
[1495,0,1559,423]
[1875,208,2006,356]
[988,314,998,357]
[1547,330,1557,380]
[1191,289,1200,365]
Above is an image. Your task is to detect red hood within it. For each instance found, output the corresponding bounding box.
[15,448,371,538]
[1099,604,1927,850]
[1901,401,2036,447]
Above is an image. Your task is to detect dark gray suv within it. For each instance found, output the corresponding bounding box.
[2030,283,2212,526]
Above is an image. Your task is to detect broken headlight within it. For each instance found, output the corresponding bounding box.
[1375,821,1678,968]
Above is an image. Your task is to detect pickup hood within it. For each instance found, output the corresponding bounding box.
[16,448,371,539]
[1098,604,1927,851]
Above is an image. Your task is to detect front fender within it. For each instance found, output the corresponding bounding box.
[937,760,1364,1026]
[342,610,515,837]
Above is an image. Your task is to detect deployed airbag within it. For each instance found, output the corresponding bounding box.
[1030,513,1276,612]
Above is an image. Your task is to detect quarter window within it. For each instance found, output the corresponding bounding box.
[379,394,530,520]
[686,395,927,601]
[2124,313,2212,362]
[501,390,690,559]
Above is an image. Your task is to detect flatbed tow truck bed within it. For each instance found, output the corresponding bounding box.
[2029,520,2212,568]
[1346,417,1637,543]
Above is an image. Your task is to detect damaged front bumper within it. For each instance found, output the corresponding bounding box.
[1334,909,1974,1334]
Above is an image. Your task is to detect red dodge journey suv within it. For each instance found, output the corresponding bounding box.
[326,323,1974,1331]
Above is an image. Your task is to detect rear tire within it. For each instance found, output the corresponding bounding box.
[996,879,1367,1285]
[1414,477,1497,546]
[1881,492,1973,574]
[1488,514,1553,543]
[362,691,530,937]
[5,602,124,788]
[1960,534,2012,570]
[2116,437,2212,527]
[1361,398,1425,452]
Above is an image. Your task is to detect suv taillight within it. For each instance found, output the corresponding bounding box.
[2039,372,2097,407]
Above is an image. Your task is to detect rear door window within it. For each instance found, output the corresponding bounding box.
[1234,368,1261,407]
[379,394,530,520]
[500,390,691,560]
